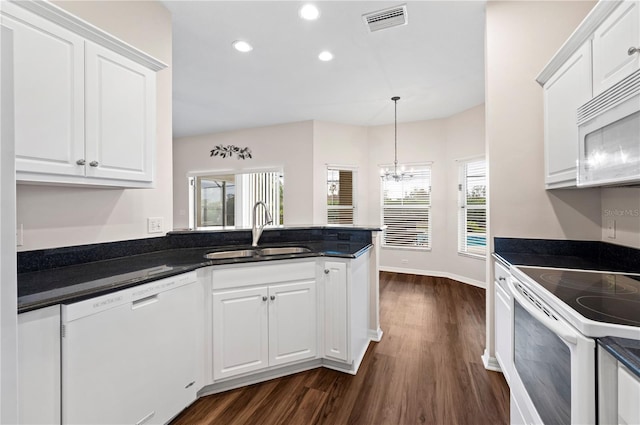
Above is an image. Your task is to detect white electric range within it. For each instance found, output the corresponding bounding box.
[507,266,640,425]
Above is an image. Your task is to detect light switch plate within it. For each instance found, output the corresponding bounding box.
[147,217,164,234]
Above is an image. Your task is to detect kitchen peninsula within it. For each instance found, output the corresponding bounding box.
[17,226,383,424]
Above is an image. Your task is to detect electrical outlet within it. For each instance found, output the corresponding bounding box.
[147,217,164,234]
[606,219,616,239]
[16,223,23,247]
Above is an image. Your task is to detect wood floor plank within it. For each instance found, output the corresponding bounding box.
[171,272,510,425]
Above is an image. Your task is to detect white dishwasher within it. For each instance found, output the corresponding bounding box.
[61,272,198,425]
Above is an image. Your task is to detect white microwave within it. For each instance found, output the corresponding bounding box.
[577,69,640,187]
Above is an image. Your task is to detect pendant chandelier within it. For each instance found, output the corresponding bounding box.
[381,96,412,182]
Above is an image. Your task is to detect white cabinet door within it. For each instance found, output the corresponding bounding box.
[268,280,317,367]
[543,41,592,188]
[618,364,640,425]
[212,286,269,380]
[18,306,61,425]
[2,5,84,177]
[593,0,640,95]
[85,42,155,183]
[494,281,513,384]
[323,261,349,362]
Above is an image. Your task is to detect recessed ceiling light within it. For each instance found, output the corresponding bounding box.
[318,51,334,62]
[299,4,320,20]
[232,40,253,53]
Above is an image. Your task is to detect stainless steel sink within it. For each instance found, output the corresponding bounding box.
[259,246,311,256]
[204,249,256,259]
[204,246,312,260]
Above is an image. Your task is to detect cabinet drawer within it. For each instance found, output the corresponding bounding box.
[212,260,316,290]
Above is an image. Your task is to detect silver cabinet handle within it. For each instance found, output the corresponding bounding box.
[76,159,86,165]
[270,295,275,301]
[629,47,640,56]
[324,269,330,274]
[89,161,99,167]
[262,296,267,301]
[498,276,506,281]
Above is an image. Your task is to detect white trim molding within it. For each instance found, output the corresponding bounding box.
[482,349,502,372]
[379,266,486,289]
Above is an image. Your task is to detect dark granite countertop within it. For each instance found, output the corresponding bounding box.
[598,337,640,379]
[18,228,375,313]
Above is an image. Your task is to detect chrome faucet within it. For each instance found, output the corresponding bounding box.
[252,201,273,247]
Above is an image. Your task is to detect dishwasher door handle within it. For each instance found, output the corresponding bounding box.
[132,294,159,309]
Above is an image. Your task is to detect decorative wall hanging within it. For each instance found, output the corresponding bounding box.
[210,144,252,159]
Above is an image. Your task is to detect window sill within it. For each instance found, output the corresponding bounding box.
[458,251,486,260]
[382,245,431,252]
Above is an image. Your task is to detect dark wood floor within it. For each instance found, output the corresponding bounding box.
[171,272,509,425]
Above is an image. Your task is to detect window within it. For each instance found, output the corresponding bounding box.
[458,159,487,256]
[195,175,235,227]
[189,171,283,229]
[381,165,431,249]
[327,168,355,224]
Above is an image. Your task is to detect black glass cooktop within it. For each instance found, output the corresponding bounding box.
[518,267,640,327]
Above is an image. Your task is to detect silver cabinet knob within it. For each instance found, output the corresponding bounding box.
[76,159,86,165]
[629,47,640,56]
[262,296,267,301]
[324,269,330,274]
[270,295,275,301]
[89,161,99,167]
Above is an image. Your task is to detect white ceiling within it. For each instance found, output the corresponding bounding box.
[162,1,486,138]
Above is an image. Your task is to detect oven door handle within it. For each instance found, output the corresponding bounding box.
[507,278,578,346]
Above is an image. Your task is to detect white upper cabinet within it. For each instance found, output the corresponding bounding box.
[1,1,165,188]
[592,0,640,96]
[85,42,155,182]
[2,8,85,178]
[543,42,592,188]
[537,0,639,189]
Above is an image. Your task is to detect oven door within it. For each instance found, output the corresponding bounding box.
[508,278,596,425]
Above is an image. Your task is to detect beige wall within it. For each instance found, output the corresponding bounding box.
[311,121,369,224]
[366,104,487,286]
[16,1,172,251]
[485,0,596,362]
[172,121,314,229]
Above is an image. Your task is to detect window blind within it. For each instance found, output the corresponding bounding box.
[327,169,355,224]
[381,166,431,248]
[458,159,487,256]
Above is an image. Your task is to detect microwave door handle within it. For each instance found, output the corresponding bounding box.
[507,278,578,346]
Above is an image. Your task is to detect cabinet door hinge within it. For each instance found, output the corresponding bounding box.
[61,323,66,338]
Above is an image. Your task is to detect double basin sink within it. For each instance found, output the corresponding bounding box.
[204,246,312,260]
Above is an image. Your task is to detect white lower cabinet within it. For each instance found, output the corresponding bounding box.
[618,364,640,425]
[322,254,370,371]
[18,305,61,425]
[493,261,514,384]
[211,261,317,381]
[598,345,640,425]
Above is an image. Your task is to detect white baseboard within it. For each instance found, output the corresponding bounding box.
[368,327,383,342]
[379,266,486,289]
[481,349,502,372]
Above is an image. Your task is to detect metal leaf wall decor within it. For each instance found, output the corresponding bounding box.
[210,144,252,160]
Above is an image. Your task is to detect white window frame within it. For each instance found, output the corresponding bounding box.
[380,163,432,250]
[326,165,357,225]
[188,168,283,230]
[457,157,487,258]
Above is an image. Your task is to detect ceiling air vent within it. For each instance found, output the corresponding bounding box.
[363,4,408,32]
